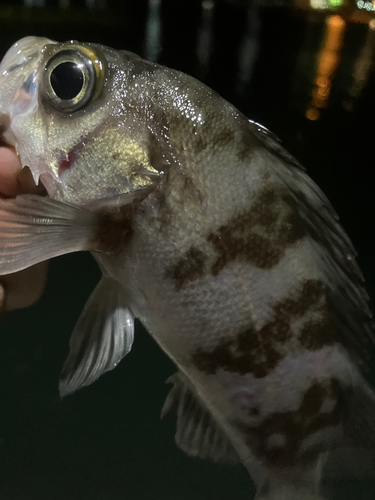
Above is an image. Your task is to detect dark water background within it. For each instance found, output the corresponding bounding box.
[0,1,375,499]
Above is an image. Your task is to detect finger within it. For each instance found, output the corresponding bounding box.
[0,148,43,197]
[0,262,48,310]
[0,147,48,310]
[0,283,4,312]
[0,146,22,197]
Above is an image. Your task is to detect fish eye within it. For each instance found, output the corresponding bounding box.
[50,62,84,101]
[43,45,105,113]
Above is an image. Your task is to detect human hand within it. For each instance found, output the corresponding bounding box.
[0,144,48,310]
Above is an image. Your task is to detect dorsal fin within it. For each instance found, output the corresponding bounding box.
[248,119,304,170]
[161,371,239,464]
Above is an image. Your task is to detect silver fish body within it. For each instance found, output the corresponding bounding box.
[0,37,375,499]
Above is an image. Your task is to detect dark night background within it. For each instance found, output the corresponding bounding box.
[1,1,375,499]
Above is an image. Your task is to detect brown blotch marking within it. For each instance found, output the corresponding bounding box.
[238,378,343,465]
[168,111,210,155]
[193,133,208,154]
[296,279,337,350]
[282,194,316,246]
[192,278,335,378]
[91,202,137,253]
[153,188,174,229]
[164,186,307,290]
[192,325,282,378]
[192,125,235,155]
[192,284,303,378]
[153,167,203,234]
[207,187,306,276]
[291,279,325,314]
[250,407,260,416]
[283,192,332,251]
[209,231,282,275]
[164,247,207,291]
[299,319,336,351]
[299,383,326,416]
[192,337,281,379]
[213,128,236,149]
[182,174,203,203]
[237,126,259,162]
[251,189,278,227]
[283,210,307,244]
[151,108,169,131]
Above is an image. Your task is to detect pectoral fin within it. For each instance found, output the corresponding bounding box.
[161,371,239,464]
[0,194,99,275]
[59,277,134,397]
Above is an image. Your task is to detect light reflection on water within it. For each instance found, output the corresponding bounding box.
[344,18,375,109]
[145,0,162,62]
[144,1,375,124]
[141,0,364,185]
[196,0,215,77]
[306,15,346,120]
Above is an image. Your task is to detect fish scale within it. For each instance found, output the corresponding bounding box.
[0,37,374,500]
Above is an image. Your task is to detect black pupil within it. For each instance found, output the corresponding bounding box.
[50,62,84,101]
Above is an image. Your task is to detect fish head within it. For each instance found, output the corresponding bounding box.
[0,37,166,206]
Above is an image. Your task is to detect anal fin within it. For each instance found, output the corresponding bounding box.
[161,371,239,464]
[59,277,134,397]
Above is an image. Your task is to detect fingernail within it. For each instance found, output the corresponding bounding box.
[0,283,5,312]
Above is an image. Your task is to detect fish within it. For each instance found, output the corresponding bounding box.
[0,36,375,500]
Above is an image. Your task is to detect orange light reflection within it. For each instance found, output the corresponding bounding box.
[306,107,321,121]
[306,15,346,120]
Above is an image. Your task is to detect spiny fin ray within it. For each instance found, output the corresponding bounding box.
[161,371,239,464]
